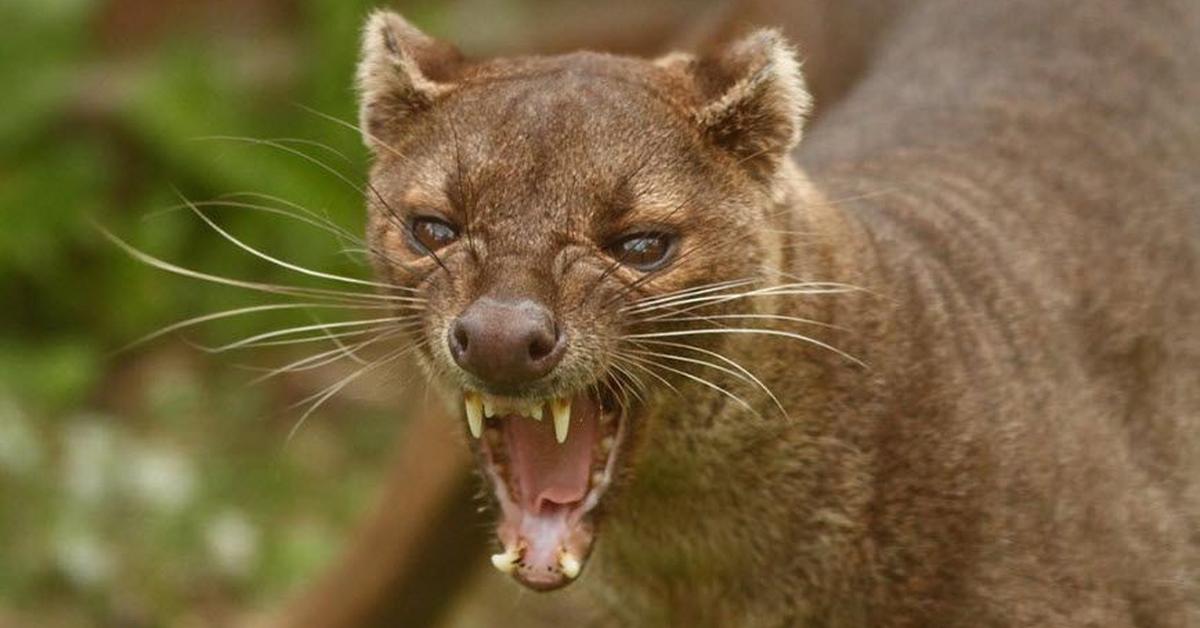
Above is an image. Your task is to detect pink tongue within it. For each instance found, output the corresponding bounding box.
[504,396,598,512]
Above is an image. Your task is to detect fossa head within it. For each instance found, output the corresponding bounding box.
[357,10,809,589]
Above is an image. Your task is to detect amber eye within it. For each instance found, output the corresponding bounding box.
[608,232,676,271]
[409,216,459,254]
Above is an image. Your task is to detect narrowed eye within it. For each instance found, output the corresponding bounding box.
[608,231,676,271]
[410,216,459,253]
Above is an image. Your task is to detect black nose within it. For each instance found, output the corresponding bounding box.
[448,297,566,387]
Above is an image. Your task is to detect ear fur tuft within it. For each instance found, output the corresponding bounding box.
[356,10,460,149]
[686,30,812,180]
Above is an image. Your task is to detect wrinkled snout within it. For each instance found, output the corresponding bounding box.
[449,297,566,388]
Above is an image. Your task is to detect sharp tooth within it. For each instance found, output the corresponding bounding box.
[482,397,496,418]
[464,393,483,439]
[551,398,571,443]
[599,435,614,455]
[490,547,520,574]
[529,402,543,421]
[558,550,581,579]
[591,470,605,487]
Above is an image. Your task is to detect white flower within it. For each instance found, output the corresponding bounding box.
[54,529,114,589]
[123,444,197,513]
[205,510,260,577]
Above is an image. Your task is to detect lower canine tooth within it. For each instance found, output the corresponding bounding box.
[464,393,483,439]
[551,398,571,444]
[491,547,520,574]
[559,551,581,579]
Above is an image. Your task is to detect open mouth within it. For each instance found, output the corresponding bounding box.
[462,389,627,590]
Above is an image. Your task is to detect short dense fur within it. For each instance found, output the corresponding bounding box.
[357,1,1200,625]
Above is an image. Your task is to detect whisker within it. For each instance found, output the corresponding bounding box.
[194,135,367,196]
[609,361,648,395]
[193,134,449,277]
[313,317,371,366]
[147,198,358,249]
[249,329,403,385]
[623,327,867,368]
[624,282,861,317]
[617,352,759,417]
[97,225,422,305]
[118,302,399,353]
[632,312,846,332]
[203,316,420,353]
[180,192,419,295]
[610,353,680,396]
[220,191,365,245]
[266,137,353,164]
[285,343,417,443]
[293,103,414,165]
[624,277,760,309]
[217,191,415,271]
[627,340,788,418]
[216,322,410,350]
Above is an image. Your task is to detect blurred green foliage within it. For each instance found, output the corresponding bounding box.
[0,0,430,624]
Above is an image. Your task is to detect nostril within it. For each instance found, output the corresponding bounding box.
[527,327,558,362]
[450,320,470,361]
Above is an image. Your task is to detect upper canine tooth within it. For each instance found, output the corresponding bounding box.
[551,398,571,444]
[558,550,581,579]
[491,546,521,574]
[464,392,483,439]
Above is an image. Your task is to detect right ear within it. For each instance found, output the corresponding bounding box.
[356,10,462,150]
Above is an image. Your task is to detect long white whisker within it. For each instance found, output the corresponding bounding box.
[610,354,680,396]
[219,322,412,350]
[635,312,845,332]
[180,194,417,295]
[221,191,366,246]
[623,328,867,368]
[610,366,647,405]
[250,329,402,384]
[625,277,760,310]
[118,302,398,352]
[628,340,788,418]
[96,225,420,305]
[618,353,759,417]
[267,137,353,163]
[195,136,366,196]
[285,344,416,442]
[625,282,861,314]
[609,361,648,394]
[294,104,413,165]
[150,198,357,247]
[205,316,418,353]
[313,317,371,366]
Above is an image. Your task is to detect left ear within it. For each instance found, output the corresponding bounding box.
[356,10,462,150]
[662,30,811,181]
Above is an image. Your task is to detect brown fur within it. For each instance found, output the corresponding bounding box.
[357,2,1200,625]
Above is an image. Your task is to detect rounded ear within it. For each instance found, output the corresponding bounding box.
[662,30,812,182]
[356,10,462,150]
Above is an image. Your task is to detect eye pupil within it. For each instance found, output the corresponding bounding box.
[412,217,458,253]
[611,232,674,270]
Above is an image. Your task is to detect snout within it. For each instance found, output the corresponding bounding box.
[448,297,566,388]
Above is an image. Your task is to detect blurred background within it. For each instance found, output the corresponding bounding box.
[0,0,717,625]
